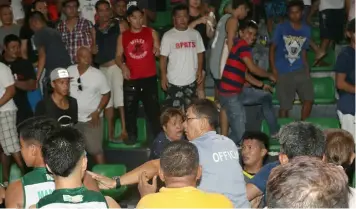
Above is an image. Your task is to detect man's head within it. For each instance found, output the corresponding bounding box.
[277,121,325,164]
[18,117,59,167]
[32,0,48,16]
[29,11,47,31]
[0,5,13,26]
[172,4,189,30]
[42,127,87,178]
[184,99,218,141]
[267,156,349,208]
[62,0,79,18]
[231,0,249,20]
[127,6,143,30]
[323,129,355,169]
[160,108,184,141]
[115,0,127,17]
[287,0,304,23]
[50,68,71,96]
[347,19,355,45]
[95,0,112,23]
[238,20,258,45]
[159,140,201,185]
[76,46,92,66]
[3,34,21,60]
[241,131,268,168]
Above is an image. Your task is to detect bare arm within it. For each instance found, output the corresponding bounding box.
[37,46,46,80]
[246,183,263,201]
[206,23,215,39]
[15,79,36,91]
[21,39,28,59]
[197,52,204,73]
[115,35,125,68]
[243,56,271,78]
[0,85,15,107]
[120,159,160,186]
[119,20,129,33]
[269,43,277,76]
[5,180,23,208]
[144,9,156,23]
[226,18,238,50]
[345,0,351,18]
[302,49,309,74]
[83,171,100,192]
[152,29,160,56]
[105,196,121,208]
[336,73,356,94]
[98,92,110,111]
[90,27,96,54]
[160,56,168,77]
[245,72,264,87]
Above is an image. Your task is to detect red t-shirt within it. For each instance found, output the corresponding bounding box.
[122,27,156,80]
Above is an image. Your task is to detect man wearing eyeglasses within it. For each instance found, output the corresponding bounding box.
[67,46,110,164]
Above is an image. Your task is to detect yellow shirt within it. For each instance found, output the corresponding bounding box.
[136,186,234,208]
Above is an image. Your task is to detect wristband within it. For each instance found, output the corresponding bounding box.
[112,176,121,189]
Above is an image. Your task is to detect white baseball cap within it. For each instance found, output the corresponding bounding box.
[50,68,71,82]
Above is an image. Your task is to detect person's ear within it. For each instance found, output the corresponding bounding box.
[278,154,289,165]
[46,164,53,174]
[261,148,267,158]
[196,165,202,180]
[350,152,355,165]
[346,31,352,39]
[30,144,38,156]
[51,81,55,88]
[162,125,167,133]
[158,168,165,182]
[81,156,88,174]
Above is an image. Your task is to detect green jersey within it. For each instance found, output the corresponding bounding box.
[22,167,55,209]
[36,186,108,208]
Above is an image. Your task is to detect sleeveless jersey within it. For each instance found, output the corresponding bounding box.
[22,167,55,209]
[209,14,231,80]
[36,186,108,208]
[122,27,157,80]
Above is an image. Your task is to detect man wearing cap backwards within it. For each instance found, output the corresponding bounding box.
[35,68,78,127]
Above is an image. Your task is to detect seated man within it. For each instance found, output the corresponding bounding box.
[267,156,349,208]
[137,140,233,208]
[5,117,99,209]
[31,127,119,208]
[150,107,185,159]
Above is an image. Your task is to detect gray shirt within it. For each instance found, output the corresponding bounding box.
[0,24,20,51]
[209,14,231,80]
[191,131,250,208]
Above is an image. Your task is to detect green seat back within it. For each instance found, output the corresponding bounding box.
[9,164,22,183]
[308,49,335,72]
[312,77,335,104]
[261,118,294,151]
[150,11,172,29]
[311,27,320,42]
[305,117,340,129]
[92,164,128,200]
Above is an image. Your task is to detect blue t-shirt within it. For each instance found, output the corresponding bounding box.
[272,21,311,74]
[335,46,355,116]
[248,161,280,195]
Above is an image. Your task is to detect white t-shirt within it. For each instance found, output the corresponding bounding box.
[160,28,205,86]
[349,0,355,20]
[11,0,24,21]
[349,187,356,208]
[79,0,99,24]
[303,0,311,6]
[319,0,345,11]
[0,62,17,112]
[67,65,110,122]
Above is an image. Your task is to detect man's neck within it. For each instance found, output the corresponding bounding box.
[1,23,13,28]
[130,27,143,33]
[52,92,67,104]
[66,16,78,23]
[98,19,111,28]
[165,177,197,188]
[33,158,46,168]
[3,54,16,62]
[55,174,83,190]
[290,21,302,29]
[77,64,89,75]
[244,162,263,174]
[175,27,188,31]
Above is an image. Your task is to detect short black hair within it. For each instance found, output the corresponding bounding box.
[126,5,142,16]
[62,0,80,8]
[32,0,46,10]
[242,131,269,149]
[0,4,11,12]
[4,34,21,47]
[29,11,47,23]
[232,0,248,9]
[187,99,219,128]
[42,127,85,177]
[18,117,60,145]
[160,140,199,177]
[239,19,258,31]
[95,0,111,10]
[287,0,304,12]
[347,18,355,33]
[172,4,189,16]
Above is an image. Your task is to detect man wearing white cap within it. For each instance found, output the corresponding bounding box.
[35,68,78,127]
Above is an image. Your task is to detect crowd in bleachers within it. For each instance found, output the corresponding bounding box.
[0,0,353,207]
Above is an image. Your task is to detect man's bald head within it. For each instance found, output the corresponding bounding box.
[76,47,92,65]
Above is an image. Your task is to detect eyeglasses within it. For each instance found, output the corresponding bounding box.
[77,77,82,91]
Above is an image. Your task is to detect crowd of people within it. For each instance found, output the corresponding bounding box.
[0,0,353,207]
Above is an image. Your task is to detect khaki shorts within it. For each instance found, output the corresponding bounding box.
[76,119,103,155]
[100,65,124,108]
[0,111,20,156]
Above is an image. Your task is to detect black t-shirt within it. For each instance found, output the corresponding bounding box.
[1,58,35,124]
[189,15,210,48]
[35,96,78,127]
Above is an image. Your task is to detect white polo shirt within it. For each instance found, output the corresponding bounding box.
[0,62,17,112]
[319,0,345,11]
[160,27,205,86]
[67,65,110,122]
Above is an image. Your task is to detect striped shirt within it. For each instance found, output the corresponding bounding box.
[219,38,252,94]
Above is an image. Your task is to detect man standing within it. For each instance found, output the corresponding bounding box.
[35,68,78,127]
[68,47,110,164]
[270,0,314,120]
[160,4,205,110]
[0,5,20,51]
[29,11,71,97]
[126,0,156,25]
[94,0,127,142]
[57,0,95,64]
[116,6,161,145]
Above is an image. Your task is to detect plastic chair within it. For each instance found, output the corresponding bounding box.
[312,77,336,104]
[307,49,335,72]
[305,117,340,129]
[150,11,172,30]
[92,164,128,200]
[9,164,22,183]
[261,118,295,152]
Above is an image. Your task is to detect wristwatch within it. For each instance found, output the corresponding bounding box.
[112,176,121,189]
[96,108,102,113]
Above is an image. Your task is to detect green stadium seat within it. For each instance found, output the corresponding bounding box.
[311,27,320,42]
[92,164,128,200]
[157,79,166,103]
[150,11,172,30]
[305,117,340,129]
[104,118,147,149]
[261,118,295,152]
[307,49,335,72]
[9,164,22,183]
